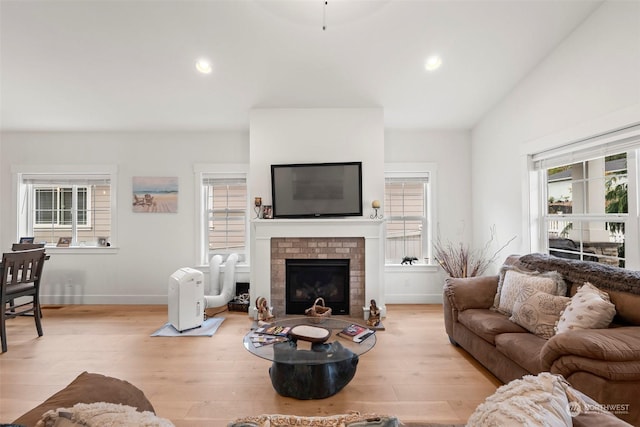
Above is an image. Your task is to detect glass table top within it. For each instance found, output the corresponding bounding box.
[243,317,376,365]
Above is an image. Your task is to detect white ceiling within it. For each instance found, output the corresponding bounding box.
[0,0,603,132]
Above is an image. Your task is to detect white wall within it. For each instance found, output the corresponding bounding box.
[471,0,640,272]
[384,129,472,303]
[249,108,385,208]
[0,131,249,304]
[0,115,472,305]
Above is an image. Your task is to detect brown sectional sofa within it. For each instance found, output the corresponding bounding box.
[444,253,640,426]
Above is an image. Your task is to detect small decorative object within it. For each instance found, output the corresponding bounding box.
[57,237,71,247]
[97,237,109,247]
[19,237,35,243]
[401,256,418,265]
[289,324,331,343]
[262,205,272,219]
[370,200,383,219]
[256,296,275,324]
[304,297,332,323]
[254,197,262,219]
[367,299,380,327]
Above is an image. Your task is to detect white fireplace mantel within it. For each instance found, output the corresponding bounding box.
[249,218,386,319]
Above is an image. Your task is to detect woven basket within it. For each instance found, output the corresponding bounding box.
[304,297,332,323]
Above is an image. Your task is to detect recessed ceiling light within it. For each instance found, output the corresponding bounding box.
[424,55,442,72]
[195,59,212,74]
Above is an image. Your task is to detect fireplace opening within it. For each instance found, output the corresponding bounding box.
[285,258,350,315]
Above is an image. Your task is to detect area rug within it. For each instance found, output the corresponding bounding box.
[150,317,224,337]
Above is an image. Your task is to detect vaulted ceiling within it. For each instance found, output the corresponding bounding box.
[0,0,602,132]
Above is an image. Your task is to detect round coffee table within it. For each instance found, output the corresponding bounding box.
[243,317,376,399]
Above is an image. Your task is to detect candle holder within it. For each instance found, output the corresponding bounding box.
[370,207,383,220]
[370,200,383,219]
[254,197,262,219]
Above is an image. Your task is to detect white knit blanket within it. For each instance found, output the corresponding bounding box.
[36,402,175,427]
[466,373,601,427]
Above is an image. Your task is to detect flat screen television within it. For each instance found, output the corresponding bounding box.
[271,161,363,218]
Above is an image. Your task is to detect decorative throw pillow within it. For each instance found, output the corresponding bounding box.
[228,412,398,427]
[555,282,616,334]
[467,372,596,427]
[495,268,567,316]
[510,291,570,339]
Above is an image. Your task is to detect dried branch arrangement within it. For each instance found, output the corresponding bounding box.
[433,225,516,278]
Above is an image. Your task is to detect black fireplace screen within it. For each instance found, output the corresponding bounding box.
[285,258,350,315]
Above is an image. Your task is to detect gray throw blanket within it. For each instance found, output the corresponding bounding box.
[517,253,640,295]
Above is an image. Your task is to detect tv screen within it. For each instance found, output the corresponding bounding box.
[271,162,363,218]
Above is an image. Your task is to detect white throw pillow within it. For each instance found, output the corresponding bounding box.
[510,291,571,339]
[555,282,616,334]
[467,373,574,427]
[495,269,566,316]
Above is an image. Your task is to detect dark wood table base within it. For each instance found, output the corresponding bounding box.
[268,340,359,399]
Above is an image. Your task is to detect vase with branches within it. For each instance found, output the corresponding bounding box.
[433,225,516,278]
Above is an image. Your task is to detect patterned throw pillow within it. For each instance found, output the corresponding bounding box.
[510,291,571,339]
[555,282,616,334]
[495,268,567,316]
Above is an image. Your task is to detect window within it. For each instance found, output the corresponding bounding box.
[18,170,115,248]
[35,186,89,227]
[530,125,640,269]
[200,172,248,264]
[384,166,432,264]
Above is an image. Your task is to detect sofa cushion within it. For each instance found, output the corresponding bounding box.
[510,291,570,339]
[13,372,155,427]
[494,268,566,316]
[495,333,546,374]
[458,309,527,345]
[605,289,640,326]
[556,282,616,334]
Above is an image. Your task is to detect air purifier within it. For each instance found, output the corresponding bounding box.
[168,267,204,332]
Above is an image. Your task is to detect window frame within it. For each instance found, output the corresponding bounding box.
[195,164,249,266]
[383,163,436,266]
[528,125,640,269]
[33,185,92,228]
[14,165,118,250]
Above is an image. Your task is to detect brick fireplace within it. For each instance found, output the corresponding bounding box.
[250,218,385,320]
[271,237,365,317]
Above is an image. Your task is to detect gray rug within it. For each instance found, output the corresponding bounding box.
[151,317,224,337]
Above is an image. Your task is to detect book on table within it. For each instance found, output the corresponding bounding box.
[337,323,375,343]
[249,333,289,347]
[254,325,291,337]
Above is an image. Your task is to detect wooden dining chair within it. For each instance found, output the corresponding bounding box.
[9,243,47,317]
[12,243,45,251]
[1,248,47,352]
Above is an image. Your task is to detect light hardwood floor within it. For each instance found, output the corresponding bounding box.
[0,304,500,426]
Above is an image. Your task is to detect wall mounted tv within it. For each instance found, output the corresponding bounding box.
[271,161,363,218]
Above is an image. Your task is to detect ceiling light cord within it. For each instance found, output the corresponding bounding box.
[323,1,328,31]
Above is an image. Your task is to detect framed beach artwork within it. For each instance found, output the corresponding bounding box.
[132,176,178,213]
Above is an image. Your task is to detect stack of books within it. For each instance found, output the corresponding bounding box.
[337,323,375,343]
[249,325,291,347]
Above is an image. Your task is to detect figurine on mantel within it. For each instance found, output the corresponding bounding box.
[256,296,275,326]
[367,299,380,327]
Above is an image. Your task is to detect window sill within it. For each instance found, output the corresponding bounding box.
[42,246,119,254]
[385,263,440,273]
